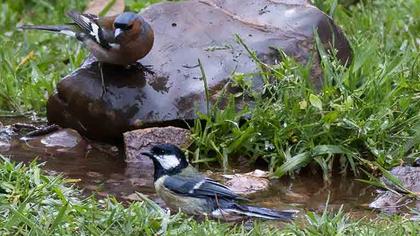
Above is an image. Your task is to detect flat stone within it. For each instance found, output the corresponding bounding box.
[47,0,352,141]
[40,129,81,148]
[124,126,191,162]
[22,128,87,157]
[223,169,270,195]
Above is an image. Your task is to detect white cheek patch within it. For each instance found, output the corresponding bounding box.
[157,154,180,170]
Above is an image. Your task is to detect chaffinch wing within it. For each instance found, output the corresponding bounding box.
[19,11,154,66]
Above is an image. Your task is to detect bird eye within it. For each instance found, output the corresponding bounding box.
[114,23,133,30]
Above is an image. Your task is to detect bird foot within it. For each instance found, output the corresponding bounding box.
[101,84,108,97]
[134,62,155,75]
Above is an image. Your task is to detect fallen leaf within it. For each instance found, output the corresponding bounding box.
[299,100,308,110]
[63,178,82,183]
[17,51,35,69]
[122,193,143,201]
[246,169,269,178]
[309,94,323,110]
[223,169,270,195]
[84,0,125,17]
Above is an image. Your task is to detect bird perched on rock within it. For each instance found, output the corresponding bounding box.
[141,144,296,221]
[18,11,154,95]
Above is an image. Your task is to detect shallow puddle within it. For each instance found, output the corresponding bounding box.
[0,117,377,219]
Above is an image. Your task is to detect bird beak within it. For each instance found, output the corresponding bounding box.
[141,151,154,159]
[114,28,123,40]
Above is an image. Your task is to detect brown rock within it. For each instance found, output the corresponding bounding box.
[124,126,192,162]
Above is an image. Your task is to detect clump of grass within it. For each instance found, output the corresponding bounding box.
[191,0,420,179]
[285,205,419,235]
[0,0,88,114]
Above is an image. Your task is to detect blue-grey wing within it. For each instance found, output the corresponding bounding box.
[163,175,241,200]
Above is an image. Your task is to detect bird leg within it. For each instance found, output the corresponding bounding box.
[214,194,227,221]
[98,62,107,97]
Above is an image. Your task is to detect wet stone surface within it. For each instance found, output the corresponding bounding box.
[124,126,192,163]
[1,123,87,158]
[47,0,352,141]
[0,124,13,152]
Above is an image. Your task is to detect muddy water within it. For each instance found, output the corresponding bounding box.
[0,118,376,218]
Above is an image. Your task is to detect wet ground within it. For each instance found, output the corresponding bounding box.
[0,117,378,219]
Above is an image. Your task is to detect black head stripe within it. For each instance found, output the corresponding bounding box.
[114,12,137,29]
[114,23,133,31]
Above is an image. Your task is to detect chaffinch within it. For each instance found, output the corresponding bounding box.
[19,11,154,94]
[141,144,297,221]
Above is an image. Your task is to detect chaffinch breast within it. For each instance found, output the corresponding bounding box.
[19,10,154,66]
[141,144,297,221]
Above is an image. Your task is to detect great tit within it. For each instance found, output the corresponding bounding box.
[141,144,296,221]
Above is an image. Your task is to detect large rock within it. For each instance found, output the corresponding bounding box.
[47,0,352,141]
[124,126,192,162]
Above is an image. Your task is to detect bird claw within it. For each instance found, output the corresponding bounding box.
[135,63,155,75]
[101,85,108,97]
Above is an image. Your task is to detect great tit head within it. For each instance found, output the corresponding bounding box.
[113,12,141,40]
[141,144,189,178]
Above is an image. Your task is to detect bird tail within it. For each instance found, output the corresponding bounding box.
[18,24,77,37]
[228,204,297,220]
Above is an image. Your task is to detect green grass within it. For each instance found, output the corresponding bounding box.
[0,0,88,113]
[1,156,418,235]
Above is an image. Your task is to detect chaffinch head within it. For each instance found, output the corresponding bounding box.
[141,144,297,221]
[19,10,154,66]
